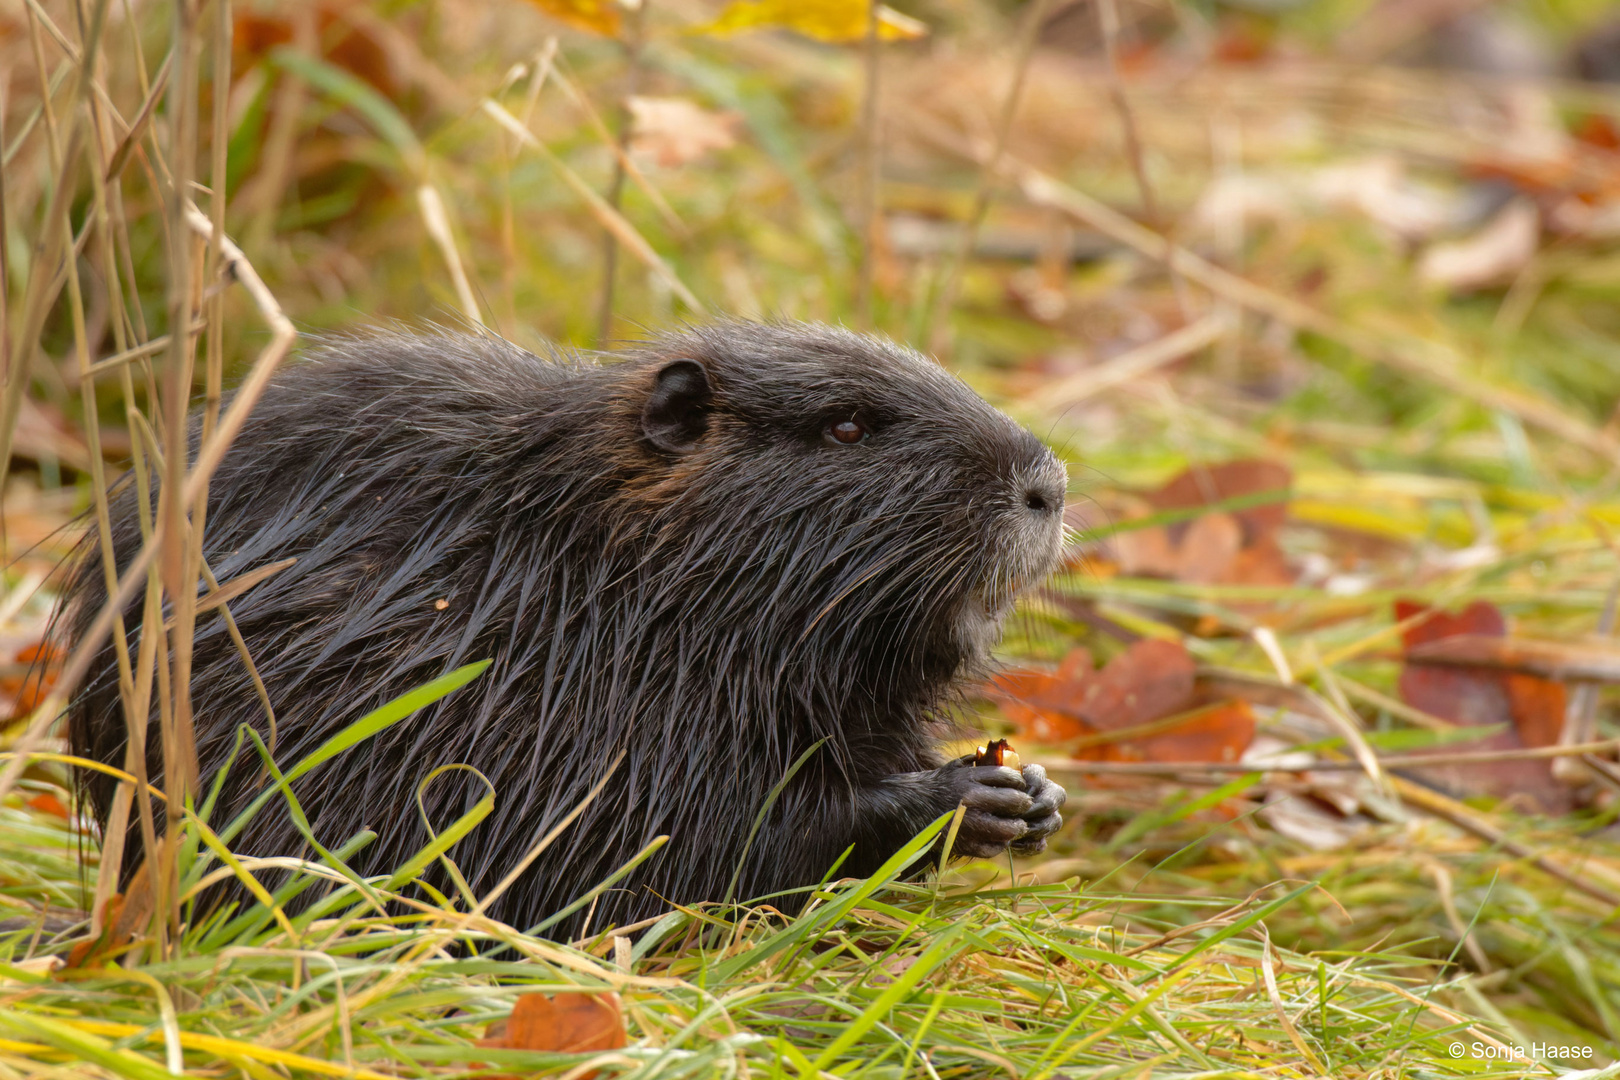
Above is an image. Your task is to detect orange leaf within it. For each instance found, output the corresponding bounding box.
[1109,461,1294,593]
[694,0,926,43]
[1149,459,1292,545]
[1088,699,1256,764]
[1171,512,1242,584]
[65,863,156,969]
[989,659,1092,744]
[1074,639,1196,730]
[988,640,1198,743]
[479,993,626,1079]
[234,6,399,97]
[1395,598,1570,811]
[522,0,622,36]
[26,792,70,819]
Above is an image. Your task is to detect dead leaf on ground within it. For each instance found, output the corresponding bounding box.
[234,4,399,96]
[1260,791,1366,851]
[628,97,741,168]
[1,640,61,722]
[1108,459,1294,599]
[520,0,621,37]
[1395,598,1571,811]
[478,992,627,1080]
[26,791,70,819]
[64,862,155,970]
[695,0,927,43]
[1417,199,1540,292]
[986,639,1255,767]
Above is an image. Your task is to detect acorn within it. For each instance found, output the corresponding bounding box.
[973,738,1021,771]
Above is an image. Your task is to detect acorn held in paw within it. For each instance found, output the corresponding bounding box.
[66,320,1069,935]
[974,738,1021,771]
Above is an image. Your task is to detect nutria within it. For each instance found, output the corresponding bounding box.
[67,321,1068,935]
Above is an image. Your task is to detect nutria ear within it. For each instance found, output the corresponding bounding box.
[642,359,712,454]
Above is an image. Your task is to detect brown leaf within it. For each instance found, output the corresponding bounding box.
[1418,200,1540,293]
[1226,536,1295,588]
[628,97,741,168]
[1403,633,1620,682]
[65,861,155,969]
[234,5,399,97]
[1172,512,1242,584]
[479,993,626,1079]
[988,649,1094,743]
[1107,460,1293,596]
[987,640,1253,765]
[1395,599,1570,811]
[520,0,621,37]
[1075,639,1196,730]
[1148,459,1292,546]
[26,792,69,819]
[1086,699,1256,764]
[1111,516,1180,579]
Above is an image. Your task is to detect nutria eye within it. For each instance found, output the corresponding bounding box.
[826,419,868,445]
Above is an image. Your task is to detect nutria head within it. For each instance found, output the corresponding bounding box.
[615,321,1067,724]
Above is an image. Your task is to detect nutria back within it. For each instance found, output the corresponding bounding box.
[67,321,1069,935]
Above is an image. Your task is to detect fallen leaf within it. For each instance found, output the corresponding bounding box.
[520,0,621,37]
[1310,155,1466,241]
[1104,459,1294,601]
[26,792,70,819]
[1172,512,1243,584]
[987,641,1255,765]
[989,648,1095,744]
[2,640,61,721]
[1089,699,1256,765]
[1395,598,1570,811]
[234,5,398,96]
[695,0,927,43]
[628,97,741,168]
[65,862,155,969]
[479,992,626,1080]
[1403,633,1620,681]
[1148,459,1292,545]
[1417,199,1540,292]
[1073,638,1196,731]
[1110,503,1181,579]
[1260,791,1365,851]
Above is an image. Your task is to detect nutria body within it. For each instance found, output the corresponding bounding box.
[68,322,1068,935]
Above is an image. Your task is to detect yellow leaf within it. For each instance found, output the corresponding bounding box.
[695,0,927,43]
[524,0,622,37]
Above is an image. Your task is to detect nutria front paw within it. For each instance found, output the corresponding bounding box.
[938,758,1035,859]
[1009,763,1066,856]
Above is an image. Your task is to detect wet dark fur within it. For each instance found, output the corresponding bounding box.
[66,321,1068,935]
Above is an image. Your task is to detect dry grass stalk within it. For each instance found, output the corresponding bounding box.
[596,1,648,346]
[416,184,484,326]
[482,99,704,314]
[854,0,881,326]
[924,0,1052,358]
[1095,0,1157,226]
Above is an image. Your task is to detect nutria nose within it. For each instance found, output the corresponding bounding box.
[1023,479,1065,517]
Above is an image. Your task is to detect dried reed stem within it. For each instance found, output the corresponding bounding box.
[1096,0,1157,225]
[853,0,882,326]
[596,0,647,347]
[924,0,1051,358]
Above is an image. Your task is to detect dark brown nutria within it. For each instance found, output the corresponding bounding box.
[66,321,1068,936]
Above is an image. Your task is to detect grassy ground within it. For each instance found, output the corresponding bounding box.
[7,0,1620,1075]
